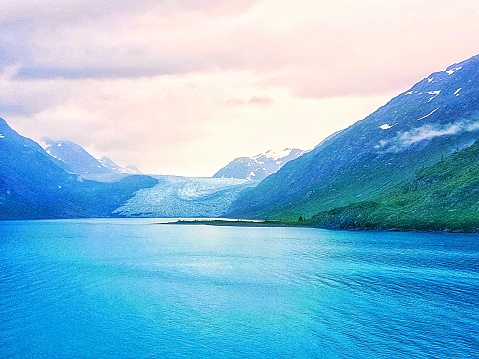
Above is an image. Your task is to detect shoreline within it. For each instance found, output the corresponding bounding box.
[164,219,304,228]
[163,218,479,234]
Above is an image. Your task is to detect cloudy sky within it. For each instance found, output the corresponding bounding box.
[1,0,478,176]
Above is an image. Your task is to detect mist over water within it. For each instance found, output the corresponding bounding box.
[1,219,478,358]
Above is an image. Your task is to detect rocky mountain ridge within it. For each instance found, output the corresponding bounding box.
[0,118,157,219]
[43,139,140,181]
[227,54,479,229]
[213,148,307,181]
[0,118,259,219]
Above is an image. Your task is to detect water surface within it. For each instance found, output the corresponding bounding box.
[1,219,478,358]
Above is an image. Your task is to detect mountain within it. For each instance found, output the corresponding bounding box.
[114,176,258,218]
[227,54,479,229]
[0,118,157,219]
[99,156,141,175]
[43,140,139,180]
[41,139,258,218]
[310,141,479,232]
[43,140,111,176]
[213,148,307,181]
[0,118,256,219]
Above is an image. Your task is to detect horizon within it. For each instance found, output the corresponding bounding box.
[1,1,479,177]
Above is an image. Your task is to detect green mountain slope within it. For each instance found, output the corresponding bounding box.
[228,54,479,229]
[309,141,479,232]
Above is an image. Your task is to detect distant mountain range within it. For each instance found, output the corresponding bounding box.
[0,119,258,219]
[3,53,479,231]
[0,118,157,219]
[42,139,140,181]
[213,148,308,181]
[227,54,479,232]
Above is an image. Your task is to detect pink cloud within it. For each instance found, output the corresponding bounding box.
[226,95,274,107]
[3,0,479,176]
[248,96,274,105]
[5,0,479,100]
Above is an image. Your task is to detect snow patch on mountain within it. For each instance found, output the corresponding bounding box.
[417,108,439,121]
[99,156,140,175]
[253,149,297,161]
[42,139,140,181]
[446,66,462,75]
[45,148,61,160]
[427,90,441,102]
[214,148,308,181]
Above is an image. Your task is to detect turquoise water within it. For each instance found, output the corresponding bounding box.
[1,219,478,358]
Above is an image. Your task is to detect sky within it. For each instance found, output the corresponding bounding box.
[1,0,479,177]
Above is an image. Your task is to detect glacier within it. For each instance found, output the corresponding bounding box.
[113,176,258,218]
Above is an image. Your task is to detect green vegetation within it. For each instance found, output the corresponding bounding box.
[308,142,479,232]
[175,141,479,233]
[228,54,479,234]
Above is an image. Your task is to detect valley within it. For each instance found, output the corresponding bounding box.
[2,54,479,231]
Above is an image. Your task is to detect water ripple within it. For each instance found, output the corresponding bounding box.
[1,220,478,358]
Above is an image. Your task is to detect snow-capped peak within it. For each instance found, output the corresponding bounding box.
[99,156,140,174]
[255,149,288,161]
[253,148,304,161]
[41,139,141,178]
[213,148,308,181]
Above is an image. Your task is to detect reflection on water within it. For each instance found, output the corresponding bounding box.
[1,219,478,358]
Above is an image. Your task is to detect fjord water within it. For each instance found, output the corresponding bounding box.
[1,220,478,358]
